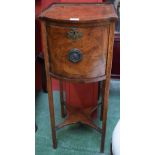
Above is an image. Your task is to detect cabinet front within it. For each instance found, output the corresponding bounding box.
[46,24,109,80]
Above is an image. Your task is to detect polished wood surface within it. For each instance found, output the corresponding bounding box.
[40,3,117,23]
[46,24,108,80]
[100,22,115,152]
[39,3,117,83]
[56,105,102,133]
[40,3,117,153]
[41,21,57,148]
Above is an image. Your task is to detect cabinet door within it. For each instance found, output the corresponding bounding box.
[46,24,109,80]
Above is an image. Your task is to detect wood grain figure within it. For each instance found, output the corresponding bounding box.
[39,3,117,153]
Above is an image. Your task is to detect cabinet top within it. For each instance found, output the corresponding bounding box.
[39,3,117,23]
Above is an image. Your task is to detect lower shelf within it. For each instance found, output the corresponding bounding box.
[56,105,102,133]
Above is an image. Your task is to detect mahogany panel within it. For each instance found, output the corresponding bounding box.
[46,24,109,80]
[40,3,117,23]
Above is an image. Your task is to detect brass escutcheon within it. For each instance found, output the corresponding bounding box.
[67,28,83,40]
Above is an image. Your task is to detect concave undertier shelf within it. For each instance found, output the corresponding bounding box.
[56,104,102,133]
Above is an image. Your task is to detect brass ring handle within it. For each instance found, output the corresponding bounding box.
[68,48,83,63]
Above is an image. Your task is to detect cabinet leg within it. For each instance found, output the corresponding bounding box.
[41,22,57,148]
[100,22,115,153]
[60,80,66,118]
[47,76,57,148]
[100,78,110,153]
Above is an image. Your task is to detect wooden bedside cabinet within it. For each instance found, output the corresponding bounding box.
[40,3,117,153]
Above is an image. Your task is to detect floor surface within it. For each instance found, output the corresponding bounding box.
[35,79,120,155]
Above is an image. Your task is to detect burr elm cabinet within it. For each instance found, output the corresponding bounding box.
[39,3,117,153]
